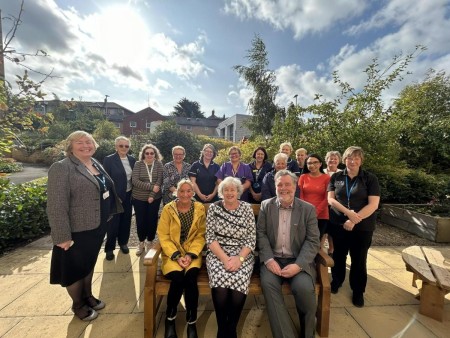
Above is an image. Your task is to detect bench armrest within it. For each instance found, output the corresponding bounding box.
[315,250,334,268]
[143,241,162,267]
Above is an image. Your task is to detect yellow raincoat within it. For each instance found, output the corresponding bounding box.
[157,200,206,275]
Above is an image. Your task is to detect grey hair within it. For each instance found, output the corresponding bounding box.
[115,136,131,145]
[274,169,297,186]
[172,179,195,198]
[217,177,243,199]
[325,150,341,163]
[274,152,288,163]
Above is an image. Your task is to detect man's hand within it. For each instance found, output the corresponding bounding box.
[281,264,301,278]
[266,259,282,276]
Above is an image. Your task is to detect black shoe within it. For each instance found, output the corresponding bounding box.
[120,245,130,254]
[187,323,198,338]
[105,251,114,261]
[164,318,177,338]
[352,293,364,307]
[331,281,341,294]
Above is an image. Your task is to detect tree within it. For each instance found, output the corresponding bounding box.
[233,34,281,137]
[0,1,56,154]
[151,121,201,163]
[171,98,204,118]
[93,120,120,141]
[392,70,450,173]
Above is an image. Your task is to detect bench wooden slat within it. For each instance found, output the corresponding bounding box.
[144,203,334,337]
[422,246,450,291]
[402,245,436,284]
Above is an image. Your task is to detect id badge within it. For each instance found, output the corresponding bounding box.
[103,190,110,200]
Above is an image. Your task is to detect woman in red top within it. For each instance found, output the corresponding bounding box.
[299,154,330,249]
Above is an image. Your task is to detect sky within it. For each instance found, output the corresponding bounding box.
[1,0,450,117]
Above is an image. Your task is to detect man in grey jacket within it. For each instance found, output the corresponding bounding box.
[257,170,320,338]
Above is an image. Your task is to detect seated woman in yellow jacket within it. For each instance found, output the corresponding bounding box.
[157,179,206,338]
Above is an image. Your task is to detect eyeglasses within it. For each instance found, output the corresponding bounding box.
[307,161,320,165]
[145,152,155,155]
[118,144,130,148]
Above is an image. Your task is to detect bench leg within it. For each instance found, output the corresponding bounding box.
[419,282,445,322]
[316,265,330,337]
[144,285,156,338]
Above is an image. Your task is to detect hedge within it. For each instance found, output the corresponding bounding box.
[0,177,49,254]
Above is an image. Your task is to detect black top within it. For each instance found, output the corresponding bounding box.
[328,168,380,231]
[287,158,301,176]
[189,160,220,201]
[249,161,273,193]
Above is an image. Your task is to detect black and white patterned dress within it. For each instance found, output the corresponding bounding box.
[206,201,256,294]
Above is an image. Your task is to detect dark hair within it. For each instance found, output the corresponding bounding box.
[302,153,325,174]
[252,146,268,161]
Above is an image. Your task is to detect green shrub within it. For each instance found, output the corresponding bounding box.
[369,165,450,204]
[0,159,23,173]
[93,139,116,164]
[0,177,49,253]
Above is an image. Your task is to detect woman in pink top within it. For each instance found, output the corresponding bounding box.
[299,154,330,249]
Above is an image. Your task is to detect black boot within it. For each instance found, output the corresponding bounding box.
[187,323,198,338]
[164,318,177,338]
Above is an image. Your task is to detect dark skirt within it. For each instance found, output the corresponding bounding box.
[50,222,107,287]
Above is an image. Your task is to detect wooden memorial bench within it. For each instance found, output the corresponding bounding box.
[402,245,450,321]
[143,203,334,337]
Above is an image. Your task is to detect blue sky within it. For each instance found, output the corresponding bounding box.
[2,0,450,117]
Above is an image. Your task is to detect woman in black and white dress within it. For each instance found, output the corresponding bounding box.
[206,177,256,338]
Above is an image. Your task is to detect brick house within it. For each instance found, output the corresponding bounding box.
[121,107,167,136]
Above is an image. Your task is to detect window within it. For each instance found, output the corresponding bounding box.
[204,127,209,130]
[146,122,151,128]
[130,121,137,127]
[186,126,192,130]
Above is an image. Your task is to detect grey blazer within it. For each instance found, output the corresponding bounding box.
[256,197,320,278]
[47,155,123,245]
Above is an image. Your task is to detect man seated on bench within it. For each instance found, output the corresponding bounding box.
[257,170,320,338]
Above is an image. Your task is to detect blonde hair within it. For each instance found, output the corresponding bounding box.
[65,131,98,155]
[279,142,293,153]
[342,146,364,163]
[115,136,131,146]
[295,148,307,155]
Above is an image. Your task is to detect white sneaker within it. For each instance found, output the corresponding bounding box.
[136,242,145,256]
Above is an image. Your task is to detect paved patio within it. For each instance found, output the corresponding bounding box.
[0,237,449,338]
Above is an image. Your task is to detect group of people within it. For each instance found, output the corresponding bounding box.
[47,131,380,338]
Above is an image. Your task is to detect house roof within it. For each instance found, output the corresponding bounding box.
[168,116,225,127]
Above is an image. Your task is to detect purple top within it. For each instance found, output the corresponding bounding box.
[215,162,253,202]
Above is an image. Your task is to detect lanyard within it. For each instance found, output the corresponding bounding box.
[91,162,107,191]
[145,162,154,183]
[345,175,358,209]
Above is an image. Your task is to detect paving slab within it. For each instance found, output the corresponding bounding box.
[348,305,438,338]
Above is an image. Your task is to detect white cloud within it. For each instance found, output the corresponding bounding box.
[223,0,368,39]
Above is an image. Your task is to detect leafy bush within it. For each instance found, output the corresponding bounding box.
[369,165,450,204]
[93,139,116,164]
[0,177,49,253]
[41,144,65,166]
[0,158,23,173]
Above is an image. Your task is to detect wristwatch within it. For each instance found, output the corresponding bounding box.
[239,255,245,262]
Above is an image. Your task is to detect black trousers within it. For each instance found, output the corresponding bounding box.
[105,190,132,252]
[165,268,200,322]
[133,197,161,242]
[331,226,373,294]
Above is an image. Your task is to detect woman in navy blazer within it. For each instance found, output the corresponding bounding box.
[47,131,123,321]
[103,136,136,260]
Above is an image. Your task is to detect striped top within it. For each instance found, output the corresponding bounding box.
[131,160,164,201]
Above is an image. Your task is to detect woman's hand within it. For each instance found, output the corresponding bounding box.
[346,210,362,224]
[224,256,242,272]
[177,255,192,269]
[343,220,355,231]
[57,240,73,251]
[152,185,160,193]
[148,197,154,204]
